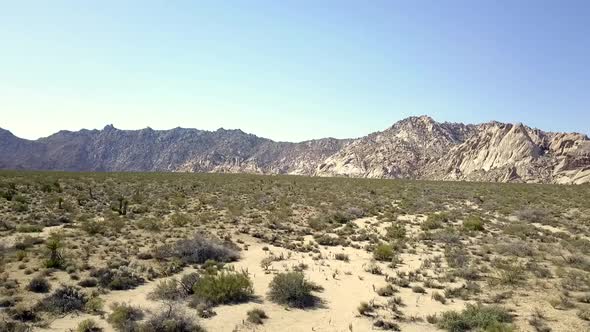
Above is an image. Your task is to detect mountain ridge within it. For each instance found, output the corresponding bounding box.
[1,116,589,184]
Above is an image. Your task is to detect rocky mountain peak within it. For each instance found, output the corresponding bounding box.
[0,117,588,184]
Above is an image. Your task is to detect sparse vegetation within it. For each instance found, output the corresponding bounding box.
[0,171,588,331]
[437,304,513,331]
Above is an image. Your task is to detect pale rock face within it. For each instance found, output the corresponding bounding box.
[0,116,588,184]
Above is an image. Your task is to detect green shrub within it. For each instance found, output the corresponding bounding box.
[314,233,346,246]
[16,224,43,233]
[139,309,205,332]
[169,213,192,227]
[179,273,200,295]
[77,319,102,332]
[246,308,268,325]
[193,270,253,305]
[107,302,144,332]
[85,296,104,314]
[463,216,485,232]
[81,220,106,235]
[334,253,349,262]
[373,243,394,262]
[137,217,161,232]
[148,279,184,302]
[376,284,397,297]
[422,213,449,230]
[91,267,144,290]
[437,303,513,331]
[268,272,321,308]
[385,224,406,240]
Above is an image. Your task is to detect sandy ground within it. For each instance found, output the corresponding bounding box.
[37,222,467,332]
[34,215,589,332]
[0,224,65,248]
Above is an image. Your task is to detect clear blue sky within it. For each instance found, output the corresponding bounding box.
[1,1,588,141]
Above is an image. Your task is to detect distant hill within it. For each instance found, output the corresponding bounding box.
[1,116,589,184]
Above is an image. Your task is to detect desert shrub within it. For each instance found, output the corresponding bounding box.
[139,308,205,332]
[85,296,104,314]
[179,273,201,295]
[577,309,590,321]
[437,303,513,331]
[432,291,446,304]
[412,285,426,294]
[365,262,383,275]
[422,213,449,230]
[385,223,406,240]
[39,285,87,314]
[463,216,485,232]
[27,276,51,293]
[314,234,346,246]
[107,302,144,332]
[8,303,37,322]
[560,270,590,291]
[169,213,192,227]
[358,301,374,316]
[78,278,98,288]
[495,241,535,257]
[193,270,253,305]
[91,267,144,290]
[246,308,268,325]
[528,310,551,332]
[503,222,538,239]
[13,202,28,213]
[137,252,153,260]
[445,246,470,268]
[526,261,552,278]
[157,235,239,265]
[376,284,397,297]
[77,319,102,332]
[429,228,462,245]
[444,281,481,300]
[81,220,107,235]
[0,296,16,308]
[549,295,575,310]
[268,272,321,308]
[149,279,184,302]
[492,260,527,286]
[314,233,346,246]
[137,217,161,232]
[373,319,400,331]
[373,243,394,262]
[516,208,549,223]
[334,253,349,262]
[16,224,43,233]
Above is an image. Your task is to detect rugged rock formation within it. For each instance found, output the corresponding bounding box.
[1,116,588,184]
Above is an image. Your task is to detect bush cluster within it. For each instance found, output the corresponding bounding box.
[268,272,322,308]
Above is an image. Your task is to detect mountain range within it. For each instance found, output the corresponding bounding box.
[1,116,589,184]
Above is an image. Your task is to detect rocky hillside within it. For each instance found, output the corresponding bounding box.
[1,116,588,184]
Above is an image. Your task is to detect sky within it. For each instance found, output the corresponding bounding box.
[1,0,589,141]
